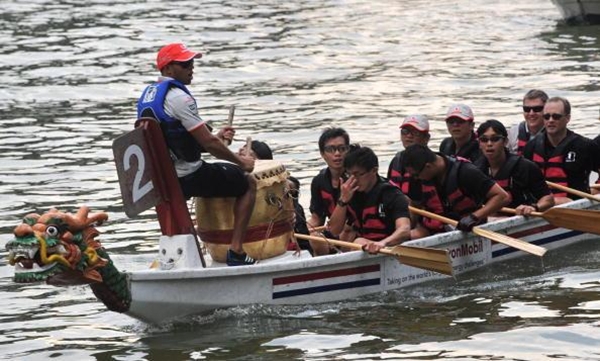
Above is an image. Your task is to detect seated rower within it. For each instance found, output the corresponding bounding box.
[402,144,509,238]
[474,119,554,216]
[328,146,411,254]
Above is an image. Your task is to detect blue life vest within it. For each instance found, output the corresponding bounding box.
[137,79,203,162]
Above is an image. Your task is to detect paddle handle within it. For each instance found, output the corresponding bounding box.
[294,233,362,250]
[500,207,543,218]
[546,181,600,202]
[244,136,252,157]
[409,206,458,226]
[223,105,235,145]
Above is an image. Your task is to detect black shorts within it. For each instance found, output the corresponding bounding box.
[179,162,249,199]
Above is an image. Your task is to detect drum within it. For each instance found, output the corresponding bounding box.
[195,160,294,263]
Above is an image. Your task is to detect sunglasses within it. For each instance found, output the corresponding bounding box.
[523,105,544,113]
[173,59,194,69]
[543,113,565,121]
[401,127,427,136]
[445,118,468,126]
[479,135,505,143]
[323,145,349,154]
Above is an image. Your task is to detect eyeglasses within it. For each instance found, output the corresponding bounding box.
[523,106,544,113]
[323,145,349,154]
[543,113,565,121]
[478,135,505,143]
[173,59,194,69]
[445,118,468,126]
[401,127,427,136]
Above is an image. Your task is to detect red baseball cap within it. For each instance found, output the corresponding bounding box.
[156,43,203,70]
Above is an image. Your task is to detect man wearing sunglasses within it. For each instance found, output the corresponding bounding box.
[507,89,548,155]
[387,114,430,205]
[522,96,599,204]
[328,146,411,254]
[475,120,554,216]
[307,127,351,255]
[137,43,257,266]
[439,103,482,163]
[402,144,509,238]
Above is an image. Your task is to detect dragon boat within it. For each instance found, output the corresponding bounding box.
[5,119,600,324]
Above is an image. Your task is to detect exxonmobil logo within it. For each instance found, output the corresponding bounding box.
[449,239,484,259]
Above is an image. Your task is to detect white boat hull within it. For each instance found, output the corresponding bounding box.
[125,199,599,324]
[551,0,600,24]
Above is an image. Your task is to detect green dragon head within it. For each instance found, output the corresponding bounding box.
[6,206,109,285]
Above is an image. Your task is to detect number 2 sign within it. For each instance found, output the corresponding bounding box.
[112,126,161,217]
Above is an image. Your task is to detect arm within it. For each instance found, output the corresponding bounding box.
[327,176,358,236]
[360,217,411,254]
[473,183,509,220]
[189,124,254,172]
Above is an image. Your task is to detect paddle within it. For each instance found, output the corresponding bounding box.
[501,207,600,236]
[294,233,453,276]
[546,181,600,202]
[408,206,547,257]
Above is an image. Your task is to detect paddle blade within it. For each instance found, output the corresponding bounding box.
[542,208,600,236]
[473,227,547,257]
[383,245,453,276]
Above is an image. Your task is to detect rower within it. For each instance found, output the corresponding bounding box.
[306,127,351,256]
[402,144,509,238]
[474,119,554,216]
[507,89,548,155]
[439,103,482,163]
[522,96,600,205]
[328,146,412,254]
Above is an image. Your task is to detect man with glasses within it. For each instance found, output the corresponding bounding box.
[307,127,351,255]
[439,103,482,163]
[507,89,548,155]
[137,43,257,266]
[387,114,430,204]
[328,146,411,253]
[402,144,508,238]
[523,96,599,204]
[475,120,554,215]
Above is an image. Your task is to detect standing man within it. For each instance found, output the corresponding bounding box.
[387,114,430,204]
[507,89,548,155]
[328,146,411,254]
[307,127,350,255]
[439,103,481,163]
[523,96,599,204]
[402,144,508,238]
[137,43,257,266]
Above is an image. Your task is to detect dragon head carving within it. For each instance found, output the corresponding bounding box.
[6,206,109,285]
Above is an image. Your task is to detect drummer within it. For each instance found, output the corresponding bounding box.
[328,146,411,253]
[136,42,257,266]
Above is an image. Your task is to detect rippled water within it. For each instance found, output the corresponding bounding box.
[1,0,600,360]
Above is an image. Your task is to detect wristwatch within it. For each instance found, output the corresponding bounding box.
[337,199,349,207]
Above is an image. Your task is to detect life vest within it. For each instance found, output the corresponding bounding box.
[530,132,579,198]
[347,180,397,241]
[421,157,480,233]
[483,153,522,207]
[516,122,529,156]
[314,168,345,219]
[137,79,203,162]
[387,151,421,201]
[440,132,480,162]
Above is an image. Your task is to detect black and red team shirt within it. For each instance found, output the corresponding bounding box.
[309,167,346,222]
[439,131,482,163]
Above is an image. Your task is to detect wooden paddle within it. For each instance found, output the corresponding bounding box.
[546,181,600,202]
[409,206,547,257]
[294,233,453,276]
[501,207,600,236]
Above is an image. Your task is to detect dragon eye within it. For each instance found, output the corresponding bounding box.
[46,225,60,237]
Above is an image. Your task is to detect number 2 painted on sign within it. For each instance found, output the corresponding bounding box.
[123,144,154,203]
